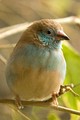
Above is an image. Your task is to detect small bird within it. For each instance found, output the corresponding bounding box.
[6,19,69,108]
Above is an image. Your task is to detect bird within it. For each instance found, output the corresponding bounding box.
[6,19,69,108]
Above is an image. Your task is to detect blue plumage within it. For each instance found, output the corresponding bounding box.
[38,32,62,49]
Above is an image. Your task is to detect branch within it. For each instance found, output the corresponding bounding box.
[0,22,30,39]
[0,98,80,116]
[55,16,80,25]
[0,16,80,40]
[0,43,16,49]
[0,54,7,64]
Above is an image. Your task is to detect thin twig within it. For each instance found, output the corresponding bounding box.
[0,44,15,65]
[0,54,7,64]
[11,106,31,120]
[55,16,80,25]
[0,43,16,48]
[0,99,80,116]
[0,22,31,39]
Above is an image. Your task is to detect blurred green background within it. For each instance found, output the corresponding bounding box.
[0,0,80,120]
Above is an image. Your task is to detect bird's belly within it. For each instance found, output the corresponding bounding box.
[12,68,63,101]
[7,47,66,101]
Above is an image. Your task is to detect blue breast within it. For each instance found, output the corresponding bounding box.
[12,44,65,71]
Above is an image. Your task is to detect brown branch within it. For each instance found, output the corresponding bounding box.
[0,98,80,116]
[0,54,7,64]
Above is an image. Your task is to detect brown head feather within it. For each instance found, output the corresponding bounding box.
[15,19,63,50]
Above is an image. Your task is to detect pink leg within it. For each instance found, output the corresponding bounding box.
[15,95,24,109]
[51,92,58,105]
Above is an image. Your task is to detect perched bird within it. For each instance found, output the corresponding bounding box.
[6,19,69,108]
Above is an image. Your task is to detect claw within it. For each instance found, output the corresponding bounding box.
[15,95,24,109]
[65,86,80,97]
[58,84,80,97]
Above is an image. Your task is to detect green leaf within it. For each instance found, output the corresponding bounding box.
[47,111,60,120]
[62,43,80,119]
[62,43,80,110]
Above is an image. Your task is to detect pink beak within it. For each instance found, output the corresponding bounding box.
[56,30,70,40]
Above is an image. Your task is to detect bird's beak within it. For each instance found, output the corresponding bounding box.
[56,30,70,40]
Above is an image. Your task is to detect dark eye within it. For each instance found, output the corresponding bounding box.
[47,30,51,35]
[46,30,52,35]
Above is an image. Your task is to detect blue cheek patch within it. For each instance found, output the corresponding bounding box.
[38,32,62,49]
[38,32,52,46]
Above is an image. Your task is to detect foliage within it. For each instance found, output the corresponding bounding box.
[61,43,80,120]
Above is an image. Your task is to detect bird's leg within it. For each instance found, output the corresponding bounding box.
[50,84,79,106]
[51,92,58,106]
[15,95,24,109]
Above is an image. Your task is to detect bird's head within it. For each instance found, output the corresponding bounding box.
[21,19,70,50]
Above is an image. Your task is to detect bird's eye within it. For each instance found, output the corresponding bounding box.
[46,30,52,35]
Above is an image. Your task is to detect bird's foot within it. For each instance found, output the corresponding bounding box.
[15,95,24,109]
[51,92,58,106]
[58,84,80,97]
